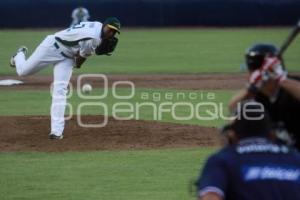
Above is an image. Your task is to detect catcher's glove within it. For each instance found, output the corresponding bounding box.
[95,37,118,56]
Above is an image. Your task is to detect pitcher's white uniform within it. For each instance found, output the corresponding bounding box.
[13,21,103,137]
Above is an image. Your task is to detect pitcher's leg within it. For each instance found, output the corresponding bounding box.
[13,35,63,76]
[50,59,74,137]
[14,46,51,76]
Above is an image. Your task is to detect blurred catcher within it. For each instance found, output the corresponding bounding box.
[10,17,121,139]
[196,100,300,200]
[229,43,300,150]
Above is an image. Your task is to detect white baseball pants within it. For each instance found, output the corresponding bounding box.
[14,35,74,136]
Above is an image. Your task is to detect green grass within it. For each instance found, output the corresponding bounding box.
[1,28,299,75]
[0,28,289,200]
[0,88,234,127]
[0,148,217,200]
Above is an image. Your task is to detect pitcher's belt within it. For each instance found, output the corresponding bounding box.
[53,42,73,59]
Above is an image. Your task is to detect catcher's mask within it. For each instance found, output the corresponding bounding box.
[245,43,279,71]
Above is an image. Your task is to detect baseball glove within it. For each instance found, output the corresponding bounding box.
[95,37,119,56]
[74,56,87,68]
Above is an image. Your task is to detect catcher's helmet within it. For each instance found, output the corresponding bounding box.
[221,100,272,139]
[245,43,279,71]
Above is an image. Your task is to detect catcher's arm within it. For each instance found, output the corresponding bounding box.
[200,193,222,200]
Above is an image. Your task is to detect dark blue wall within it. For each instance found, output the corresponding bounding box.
[1,0,300,28]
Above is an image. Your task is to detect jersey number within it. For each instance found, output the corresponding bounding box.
[67,24,85,31]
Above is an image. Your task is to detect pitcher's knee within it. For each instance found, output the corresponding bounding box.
[52,84,68,99]
[16,68,27,77]
[16,64,32,77]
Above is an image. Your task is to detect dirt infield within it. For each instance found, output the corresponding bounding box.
[0,73,247,90]
[0,74,239,152]
[0,116,220,152]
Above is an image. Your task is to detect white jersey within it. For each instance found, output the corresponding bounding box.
[54,21,102,57]
[71,7,90,26]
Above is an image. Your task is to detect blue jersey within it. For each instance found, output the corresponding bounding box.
[197,138,300,200]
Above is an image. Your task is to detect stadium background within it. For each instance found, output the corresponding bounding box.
[1,0,300,28]
[0,0,300,200]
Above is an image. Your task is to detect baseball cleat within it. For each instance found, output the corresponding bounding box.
[9,57,15,68]
[49,133,64,140]
[10,46,28,68]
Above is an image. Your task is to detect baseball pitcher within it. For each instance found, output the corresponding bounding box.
[10,17,120,139]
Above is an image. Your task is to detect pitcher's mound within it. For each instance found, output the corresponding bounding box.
[0,116,220,152]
